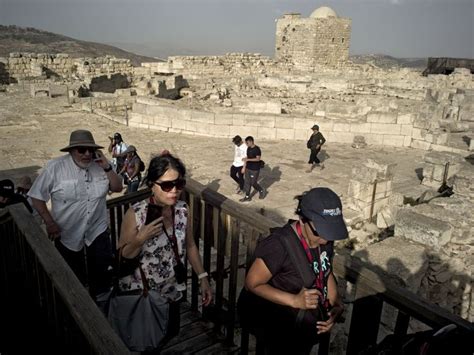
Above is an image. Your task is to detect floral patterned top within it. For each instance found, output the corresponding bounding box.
[118,200,188,301]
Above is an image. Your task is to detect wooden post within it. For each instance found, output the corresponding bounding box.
[125,105,129,126]
[89,96,93,113]
[369,179,377,223]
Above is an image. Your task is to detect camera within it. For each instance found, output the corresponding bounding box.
[173,262,187,284]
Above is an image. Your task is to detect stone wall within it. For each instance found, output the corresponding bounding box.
[129,96,465,152]
[140,53,276,79]
[275,13,351,68]
[4,53,133,81]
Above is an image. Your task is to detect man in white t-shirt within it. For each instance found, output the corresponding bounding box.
[230,135,247,194]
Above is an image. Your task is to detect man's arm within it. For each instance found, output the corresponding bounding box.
[95,150,123,192]
[31,197,61,239]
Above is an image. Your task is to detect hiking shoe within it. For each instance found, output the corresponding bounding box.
[259,189,267,200]
[239,196,252,203]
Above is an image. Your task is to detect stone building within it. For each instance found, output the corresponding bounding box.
[275,6,351,68]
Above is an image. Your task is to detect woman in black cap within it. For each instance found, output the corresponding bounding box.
[239,187,347,354]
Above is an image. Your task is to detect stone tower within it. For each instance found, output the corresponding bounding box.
[275,6,351,68]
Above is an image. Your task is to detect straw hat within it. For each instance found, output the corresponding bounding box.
[60,130,104,152]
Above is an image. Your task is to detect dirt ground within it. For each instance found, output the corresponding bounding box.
[0,87,427,224]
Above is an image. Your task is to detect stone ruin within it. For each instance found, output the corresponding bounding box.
[0,4,472,336]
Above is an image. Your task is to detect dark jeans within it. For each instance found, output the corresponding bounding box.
[55,230,114,298]
[230,165,245,190]
[308,148,321,164]
[244,169,263,197]
[127,178,140,193]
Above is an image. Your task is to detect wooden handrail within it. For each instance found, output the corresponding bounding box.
[1,205,130,354]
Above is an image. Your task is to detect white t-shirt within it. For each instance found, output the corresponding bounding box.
[232,143,247,167]
[28,154,110,251]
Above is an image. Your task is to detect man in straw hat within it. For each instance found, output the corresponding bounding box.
[29,129,122,299]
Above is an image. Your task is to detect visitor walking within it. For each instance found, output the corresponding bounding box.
[240,136,266,202]
[306,124,326,172]
[230,135,247,194]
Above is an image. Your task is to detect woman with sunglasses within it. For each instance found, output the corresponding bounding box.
[239,187,347,354]
[117,151,212,350]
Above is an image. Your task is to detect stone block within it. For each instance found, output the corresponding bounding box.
[214,113,233,125]
[350,123,372,134]
[348,180,373,203]
[400,124,413,136]
[294,128,310,140]
[276,128,295,140]
[257,127,276,139]
[411,128,425,140]
[243,114,275,128]
[397,113,415,125]
[148,124,169,132]
[209,124,230,136]
[171,118,186,130]
[395,209,453,251]
[403,136,412,147]
[327,131,354,143]
[371,123,402,135]
[367,112,397,124]
[153,115,171,127]
[275,117,295,129]
[129,112,144,124]
[317,121,334,132]
[232,113,246,126]
[333,122,351,132]
[361,237,428,292]
[232,125,259,138]
[191,110,215,123]
[294,117,315,130]
[411,139,431,150]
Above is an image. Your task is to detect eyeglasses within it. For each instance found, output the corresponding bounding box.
[154,178,186,192]
[303,218,319,236]
[76,147,96,154]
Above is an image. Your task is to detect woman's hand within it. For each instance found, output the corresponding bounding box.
[293,287,322,310]
[200,278,213,307]
[316,303,344,334]
[137,217,163,243]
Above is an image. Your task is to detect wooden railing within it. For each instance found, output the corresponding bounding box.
[106,180,474,354]
[0,205,130,354]
[2,176,472,354]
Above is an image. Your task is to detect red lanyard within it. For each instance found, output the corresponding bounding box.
[295,221,327,305]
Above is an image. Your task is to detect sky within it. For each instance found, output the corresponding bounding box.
[1,0,473,59]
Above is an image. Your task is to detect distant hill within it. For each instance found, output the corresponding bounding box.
[350,54,427,70]
[0,25,159,66]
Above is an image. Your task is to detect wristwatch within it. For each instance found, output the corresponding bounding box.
[198,272,208,280]
[103,164,113,172]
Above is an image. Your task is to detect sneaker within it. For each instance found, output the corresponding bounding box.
[259,189,267,200]
[320,163,325,170]
[239,196,252,202]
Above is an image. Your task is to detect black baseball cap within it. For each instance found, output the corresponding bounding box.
[298,187,348,241]
[0,179,15,198]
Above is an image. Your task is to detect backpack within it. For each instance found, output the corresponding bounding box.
[237,224,328,343]
[136,155,145,172]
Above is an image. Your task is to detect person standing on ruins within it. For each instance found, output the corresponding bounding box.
[306,124,326,172]
[28,129,123,299]
[108,132,128,174]
[240,136,266,202]
[230,135,247,194]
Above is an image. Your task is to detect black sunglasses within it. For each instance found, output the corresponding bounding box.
[154,178,186,192]
[76,147,96,154]
[303,217,319,236]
